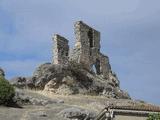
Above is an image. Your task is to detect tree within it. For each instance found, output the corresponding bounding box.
[147,113,160,120]
[0,76,15,105]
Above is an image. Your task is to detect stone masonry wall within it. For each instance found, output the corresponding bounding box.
[73,21,100,68]
[72,21,111,78]
[98,53,111,78]
[52,21,112,79]
[53,34,69,65]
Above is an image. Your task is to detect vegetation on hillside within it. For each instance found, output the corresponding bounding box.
[0,76,15,105]
[147,113,160,120]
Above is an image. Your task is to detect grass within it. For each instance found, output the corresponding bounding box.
[0,89,159,120]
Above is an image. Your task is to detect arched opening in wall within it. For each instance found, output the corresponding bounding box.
[92,65,97,74]
[92,59,101,75]
[95,59,101,75]
[88,29,94,48]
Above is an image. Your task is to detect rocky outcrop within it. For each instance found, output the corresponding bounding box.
[10,77,26,88]
[13,89,64,106]
[58,107,96,120]
[11,61,130,99]
[10,77,35,89]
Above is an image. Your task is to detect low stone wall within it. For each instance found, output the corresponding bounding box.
[115,115,147,120]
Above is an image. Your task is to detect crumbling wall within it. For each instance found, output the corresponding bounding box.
[52,21,112,79]
[72,21,100,69]
[71,21,111,78]
[53,34,69,65]
[98,53,111,78]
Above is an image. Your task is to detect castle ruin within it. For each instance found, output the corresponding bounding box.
[53,34,69,65]
[10,21,129,99]
[53,21,111,79]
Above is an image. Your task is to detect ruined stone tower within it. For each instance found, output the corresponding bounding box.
[15,20,126,98]
[53,21,111,79]
[53,34,69,65]
[71,21,111,78]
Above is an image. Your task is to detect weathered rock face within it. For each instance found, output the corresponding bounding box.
[58,107,96,120]
[0,67,5,77]
[10,77,35,89]
[33,63,66,89]
[10,77,26,88]
[10,61,130,99]
[14,89,64,106]
[29,62,130,99]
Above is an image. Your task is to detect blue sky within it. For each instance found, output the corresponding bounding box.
[0,0,160,105]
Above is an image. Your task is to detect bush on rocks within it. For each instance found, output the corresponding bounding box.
[0,68,5,77]
[0,76,15,105]
[147,113,160,120]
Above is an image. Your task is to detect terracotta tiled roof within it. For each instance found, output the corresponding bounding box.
[106,105,160,112]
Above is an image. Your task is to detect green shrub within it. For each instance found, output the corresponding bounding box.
[0,76,15,105]
[147,113,160,120]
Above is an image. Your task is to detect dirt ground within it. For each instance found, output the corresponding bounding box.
[0,90,157,120]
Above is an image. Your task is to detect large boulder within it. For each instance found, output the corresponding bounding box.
[10,77,26,88]
[33,63,66,89]
[10,77,35,89]
[58,107,96,120]
[13,89,64,106]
